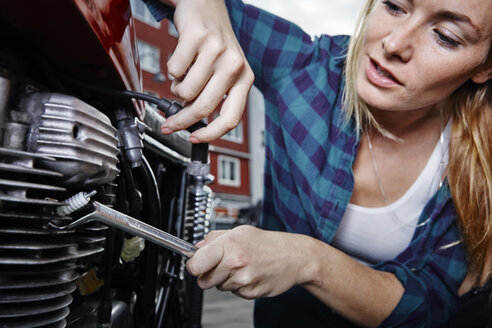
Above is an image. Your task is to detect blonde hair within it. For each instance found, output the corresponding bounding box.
[448,77,492,284]
[343,0,386,137]
[343,1,492,283]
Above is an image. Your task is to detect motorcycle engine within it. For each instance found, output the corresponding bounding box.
[0,71,120,327]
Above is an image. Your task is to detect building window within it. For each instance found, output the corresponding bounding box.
[130,0,161,28]
[137,40,161,74]
[221,121,243,143]
[218,155,240,187]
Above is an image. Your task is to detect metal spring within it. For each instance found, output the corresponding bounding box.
[184,185,213,245]
[179,183,212,281]
[57,190,97,216]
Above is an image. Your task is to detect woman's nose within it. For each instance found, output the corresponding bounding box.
[381,25,414,62]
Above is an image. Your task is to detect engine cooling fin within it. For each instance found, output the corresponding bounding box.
[23,92,120,188]
[0,147,66,205]
[0,90,118,326]
[0,208,104,328]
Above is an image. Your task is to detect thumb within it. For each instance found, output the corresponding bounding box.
[186,242,224,276]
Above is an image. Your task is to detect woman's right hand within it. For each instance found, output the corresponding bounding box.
[160,0,254,143]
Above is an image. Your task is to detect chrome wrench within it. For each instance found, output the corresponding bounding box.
[51,201,197,258]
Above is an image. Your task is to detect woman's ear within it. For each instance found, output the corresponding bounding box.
[472,66,492,84]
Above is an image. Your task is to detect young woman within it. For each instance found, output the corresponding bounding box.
[145,0,492,326]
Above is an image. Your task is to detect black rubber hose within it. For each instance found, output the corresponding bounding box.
[62,76,207,133]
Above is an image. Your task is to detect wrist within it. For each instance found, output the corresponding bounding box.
[295,235,324,286]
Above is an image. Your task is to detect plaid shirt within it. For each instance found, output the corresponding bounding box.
[145,1,467,326]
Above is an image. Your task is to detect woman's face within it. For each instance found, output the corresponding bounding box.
[356,0,492,112]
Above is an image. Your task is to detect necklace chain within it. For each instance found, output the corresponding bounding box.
[365,108,444,228]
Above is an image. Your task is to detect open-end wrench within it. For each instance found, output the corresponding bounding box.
[51,201,197,258]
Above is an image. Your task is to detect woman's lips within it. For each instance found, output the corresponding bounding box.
[366,59,402,88]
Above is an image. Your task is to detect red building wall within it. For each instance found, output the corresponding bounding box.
[207,106,250,196]
[209,153,250,196]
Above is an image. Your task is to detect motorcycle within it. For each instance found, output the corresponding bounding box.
[0,1,212,327]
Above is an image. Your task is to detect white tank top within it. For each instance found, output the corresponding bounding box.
[331,121,451,265]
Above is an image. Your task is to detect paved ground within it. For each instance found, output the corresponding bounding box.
[202,288,254,328]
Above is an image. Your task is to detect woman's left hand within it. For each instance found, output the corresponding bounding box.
[186,225,316,299]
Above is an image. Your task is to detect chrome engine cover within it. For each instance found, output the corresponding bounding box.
[22,92,120,188]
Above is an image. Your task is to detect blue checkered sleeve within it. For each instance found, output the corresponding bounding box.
[374,185,466,327]
[225,0,338,91]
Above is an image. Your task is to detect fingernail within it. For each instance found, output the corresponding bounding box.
[196,240,206,247]
[161,127,174,135]
[189,136,200,143]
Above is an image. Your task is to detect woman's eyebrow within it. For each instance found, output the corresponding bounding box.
[437,10,482,38]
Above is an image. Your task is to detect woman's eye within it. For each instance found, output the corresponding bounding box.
[434,30,460,49]
[382,1,405,15]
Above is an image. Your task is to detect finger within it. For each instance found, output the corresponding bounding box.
[167,30,199,79]
[170,45,221,102]
[197,264,232,290]
[217,276,242,293]
[196,230,228,248]
[190,77,251,142]
[162,72,233,132]
[186,243,224,276]
[216,264,254,293]
[235,287,258,300]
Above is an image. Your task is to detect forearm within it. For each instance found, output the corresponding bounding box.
[300,237,404,327]
[187,226,404,326]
